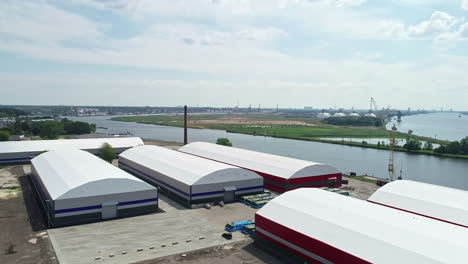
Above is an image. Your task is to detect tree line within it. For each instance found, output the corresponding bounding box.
[434,137,468,155]
[393,137,468,156]
[0,107,28,118]
[322,116,383,127]
[401,139,434,151]
[0,118,96,140]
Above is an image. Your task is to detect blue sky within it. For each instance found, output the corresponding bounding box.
[1,0,468,110]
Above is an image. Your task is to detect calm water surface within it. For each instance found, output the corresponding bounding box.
[70,115,468,191]
[386,112,468,141]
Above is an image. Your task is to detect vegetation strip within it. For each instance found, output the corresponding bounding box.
[112,114,468,159]
[343,175,377,184]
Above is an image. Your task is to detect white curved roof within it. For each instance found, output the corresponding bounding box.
[349,113,360,117]
[257,188,468,263]
[368,180,468,227]
[365,113,377,117]
[31,149,154,200]
[120,145,261,185]
[333,112,346,117]
[317,113,331,119]
[179,142,340,179]
[0,137,143,154]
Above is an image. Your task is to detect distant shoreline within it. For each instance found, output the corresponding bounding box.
[111,115,468,160]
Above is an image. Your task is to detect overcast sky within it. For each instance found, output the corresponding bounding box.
[1,0,468,110]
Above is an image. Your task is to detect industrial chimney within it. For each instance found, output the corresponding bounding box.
[184,105,188,145]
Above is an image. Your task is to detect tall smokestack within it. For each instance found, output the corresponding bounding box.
[184,105,188,145]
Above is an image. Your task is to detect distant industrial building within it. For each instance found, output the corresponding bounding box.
[332,112,346,117]
[255,188,468,263]
[119,145,263,207]
[368,180,468,228]
[0,137,144,164]
[179,142,341,193]
[30,149,158,227]
[364,113,377,117]
[316,112,331,119]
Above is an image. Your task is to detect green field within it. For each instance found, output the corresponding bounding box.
[226,125,400,139]
[111,114,468,159]
[114,114,468,160]
[112,113,320,127]
[112,114,442,142]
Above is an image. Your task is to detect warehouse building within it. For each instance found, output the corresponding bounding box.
[368,180,468,228]
[119,145,263,207]
[31,149,158,227]
[0,137,144,164]
[179,142,341,193]
[255,188,468,264]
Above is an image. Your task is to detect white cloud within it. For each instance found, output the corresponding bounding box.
[0,1,465,71]
[434,22,468,43]
[0,1,102,44]
[3,54,468,109]
[408,11,458,37]
[374,11,466,42]
[326,0,367,7]
[459,23,468,37]
[1,0,468,109]
[68,0,366,13]
[49,0,384,42]
[36,1,462,44]
[375,20,407,39]
[462,0,468,10]
[236,27,288,41]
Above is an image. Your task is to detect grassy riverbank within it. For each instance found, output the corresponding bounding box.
[112,114,444,141]
[112,114,407,137]
[318,139,468,160]
[111,114,466,159]
[343,175,378,184]
[113,113,322,127]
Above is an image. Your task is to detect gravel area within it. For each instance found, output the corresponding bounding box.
[342,176,380,200]
[0,165,57,264]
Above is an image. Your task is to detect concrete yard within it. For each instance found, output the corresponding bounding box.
[135,239,288,264]
[343,176,380,200]
[48,196,258,264]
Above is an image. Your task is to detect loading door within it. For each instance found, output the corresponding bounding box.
[101,201,118,219]
[224,186,237,203]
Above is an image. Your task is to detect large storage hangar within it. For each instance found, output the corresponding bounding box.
[119,145,263,207]
[255,188,468,264]
[31,149,158,227]
[179,142,341,193]
[368,180,468,228]
[0,137,144,164]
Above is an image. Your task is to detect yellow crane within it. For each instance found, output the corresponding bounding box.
[388,124,397,181]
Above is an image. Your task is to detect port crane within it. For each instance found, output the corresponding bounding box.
[367,97,400,183]
[388,124,397,181]
[369,97,379,113]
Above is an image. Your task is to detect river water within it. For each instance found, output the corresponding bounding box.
[386,112,468,141]
[69,115,468,191]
